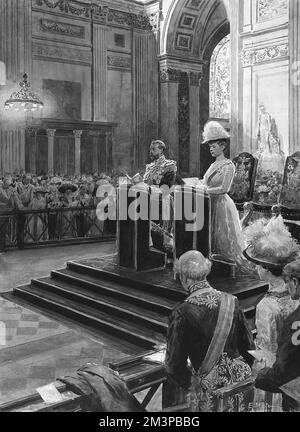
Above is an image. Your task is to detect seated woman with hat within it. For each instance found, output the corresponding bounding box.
[28,186,48,242]
[58,182,79,238]
[244,216,300,410]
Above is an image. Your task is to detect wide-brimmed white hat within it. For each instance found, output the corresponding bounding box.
[243,216,300,270]
[202,121,230,144]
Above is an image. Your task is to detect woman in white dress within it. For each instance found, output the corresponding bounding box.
[200,122,251,272]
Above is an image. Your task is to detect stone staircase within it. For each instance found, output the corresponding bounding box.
[12,255,268,349]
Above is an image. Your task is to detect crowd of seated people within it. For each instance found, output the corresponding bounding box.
[0,171,121,250]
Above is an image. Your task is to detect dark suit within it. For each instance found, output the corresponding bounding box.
[165,291,255,391]
[255,304,300,410]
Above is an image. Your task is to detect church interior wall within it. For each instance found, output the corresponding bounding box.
[239,0,289,158]
[0,0,160,176]
[0,0,299,177]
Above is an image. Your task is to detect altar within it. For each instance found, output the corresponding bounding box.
[117,183,211,272]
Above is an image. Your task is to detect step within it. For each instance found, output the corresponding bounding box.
[239,292,266,316]
[68,260,268,302]
[14,285,165,349]
[66,261,185,301]
[31,277,169,334]
[210,277,269,299]
[51,269,179,314]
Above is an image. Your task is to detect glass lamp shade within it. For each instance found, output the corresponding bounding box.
[4,73,44,112]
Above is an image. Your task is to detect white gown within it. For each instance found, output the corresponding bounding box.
[203,159,251,273]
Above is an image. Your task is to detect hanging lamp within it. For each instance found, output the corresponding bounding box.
[4,73,44,112]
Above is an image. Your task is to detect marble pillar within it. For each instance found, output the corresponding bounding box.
[0,0,32,81]
[289,0,300,154]
[159,68,180,162]
[46,129,56,175]
[73,130,83,176]
[0,127,26,175]
[189,72,202,176]
[133,32,159,170]
[26,127,37,174]
[93,25,108,121]
[230,0,243,158]
[0,0,32,175]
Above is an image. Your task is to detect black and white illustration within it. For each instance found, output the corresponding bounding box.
[0,0,300,415]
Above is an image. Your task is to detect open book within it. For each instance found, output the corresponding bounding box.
[143,348,166,364]
[248,349,276,367]
[280,379,300,403]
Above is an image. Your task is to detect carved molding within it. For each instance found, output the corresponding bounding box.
[160,67,182,83]
[33,42,92,65]
[106,9,152,31]
[39,18,85,38]
[107,55,131,70]
[241,43,289,66]
[34,1,154,31]
[257,0,288,23]
[35,0,91,18]
[148,10,163,32]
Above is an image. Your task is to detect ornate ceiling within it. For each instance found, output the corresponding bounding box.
[162,0,229,60]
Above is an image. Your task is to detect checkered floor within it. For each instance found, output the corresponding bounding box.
[0,297,138,407]
[0,334,106,404]
[0,298,67,349]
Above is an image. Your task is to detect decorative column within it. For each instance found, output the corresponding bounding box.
[25,127,37,174]
[0,0,32,175]
[230,0,244,158]
[133,32,159,170]
[73,130,83,176]
[0,0,32,80]
[189,72,203,176]
[46,129,56,175]
[178,71,190,176]
[93,25,108,121]
[159,67,180,162]
[289,0,300,154]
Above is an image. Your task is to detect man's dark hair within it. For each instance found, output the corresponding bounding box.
[262,264,283,278]
[283,260,300,282]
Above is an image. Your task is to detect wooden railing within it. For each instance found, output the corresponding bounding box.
[0,206,116,250]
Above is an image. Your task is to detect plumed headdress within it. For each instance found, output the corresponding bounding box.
[243,216,300,270]
[202,121,230,144]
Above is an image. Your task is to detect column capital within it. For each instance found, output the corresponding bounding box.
[73,130,83,139]
[160,67,182,83]
[159,56,204,83]
[46,129,56,138]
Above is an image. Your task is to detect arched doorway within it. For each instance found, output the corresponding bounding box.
[159,0,230,177]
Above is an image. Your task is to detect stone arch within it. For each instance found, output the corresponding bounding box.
[159,0,231,177]
[161,0,230,60]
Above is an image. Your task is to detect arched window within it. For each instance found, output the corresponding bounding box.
[209,35,231,120]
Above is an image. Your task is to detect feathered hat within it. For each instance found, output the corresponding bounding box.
[243,216,300,270]
[58,183,78,194]
[202,121,230,144]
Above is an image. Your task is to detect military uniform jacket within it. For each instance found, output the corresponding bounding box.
[165,284,255,389]
[143,156,177,186]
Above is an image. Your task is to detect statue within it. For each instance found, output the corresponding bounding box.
[253,104,286,206]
